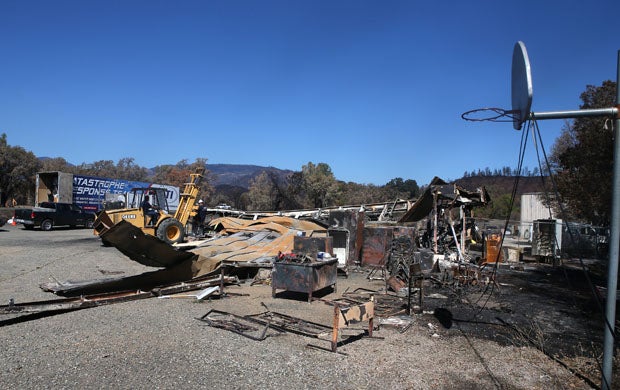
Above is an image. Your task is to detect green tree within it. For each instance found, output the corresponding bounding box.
[77,160,116,177]
[287,171,305,206]
[384,177,419,199]
[188,158,213,203]
[247,171,277,210]
[295,162,340,208]
[246,169,299,211]
[551,80,616,225]
[74,158,150,181]
[0,133,41,205]
[153,158,213,204]
[480,193,518,220]
[41,157,73,173]
[115,157,149,181]
[337,181,386,205]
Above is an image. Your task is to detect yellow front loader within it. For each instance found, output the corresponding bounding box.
[93,168,204,245]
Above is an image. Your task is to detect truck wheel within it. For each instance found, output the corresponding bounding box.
[40,219,53,231]
[156,218,185,245]
[85,219,94,229]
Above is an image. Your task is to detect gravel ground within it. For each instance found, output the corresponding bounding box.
[0,223,600,389]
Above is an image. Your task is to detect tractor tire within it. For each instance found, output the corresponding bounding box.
[156,218,185,245]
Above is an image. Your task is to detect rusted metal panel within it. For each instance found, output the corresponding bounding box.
[271,259,338,302]
[361,227,393,266]
[386,275,406,292]
[393,226,416,241]
[484,234,504,263]
[209,216,327,235]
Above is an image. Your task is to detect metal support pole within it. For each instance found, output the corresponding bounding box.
[408,263,413,316]
[460,206,466,256]
[531,107,618,120]
[601,49,620,390]
[433,191,438,254]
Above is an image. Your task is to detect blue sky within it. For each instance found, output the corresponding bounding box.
[1,0,618,186]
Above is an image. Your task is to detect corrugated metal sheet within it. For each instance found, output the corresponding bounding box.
[209,216,327,235]
[190,217,331,277]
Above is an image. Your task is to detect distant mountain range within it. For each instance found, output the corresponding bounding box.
[206,164,294,188]
[38,158,293,190]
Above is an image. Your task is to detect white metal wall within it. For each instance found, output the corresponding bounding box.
[520,193,555,240]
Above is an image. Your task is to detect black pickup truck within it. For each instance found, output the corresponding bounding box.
[13,202,95,231]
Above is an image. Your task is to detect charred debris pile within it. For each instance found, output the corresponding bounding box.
[1,176,501,322]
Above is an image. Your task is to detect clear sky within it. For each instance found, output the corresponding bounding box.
[1,0,618,186]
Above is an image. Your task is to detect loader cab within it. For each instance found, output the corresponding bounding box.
[128,187,171,215]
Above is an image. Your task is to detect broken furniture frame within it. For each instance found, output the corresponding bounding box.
[331,288,407,317]
[247,309,333,338]
[197,301,382,353]
[328,298,377,353]
[197,308,333,341]
[196,309,278,341]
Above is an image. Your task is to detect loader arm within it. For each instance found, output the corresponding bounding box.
[173,167,204,226]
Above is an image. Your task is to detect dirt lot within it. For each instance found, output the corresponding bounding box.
[0,221,617,389]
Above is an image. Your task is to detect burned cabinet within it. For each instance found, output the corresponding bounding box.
[271,259,338,303]
[328,210,364,267]
[328,228,349,268]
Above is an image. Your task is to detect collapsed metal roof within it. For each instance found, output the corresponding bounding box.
[209,216,328,235]
[190,216,328,276]
[96,216,329,278]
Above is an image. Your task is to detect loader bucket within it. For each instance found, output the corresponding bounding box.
[93,210,114,236]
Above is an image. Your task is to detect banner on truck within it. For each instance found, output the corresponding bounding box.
[72,175,180,212]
